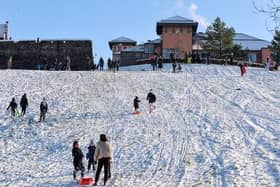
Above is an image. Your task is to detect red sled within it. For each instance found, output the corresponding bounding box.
[132,111,141,115]
[79,177,94,186]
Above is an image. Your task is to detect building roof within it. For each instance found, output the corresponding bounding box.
[145,38,161,44]
[194,32,271,51]
[157,16,198,35]
[233,33,271,50]
[158,16,197,24]
[109,36,137,49]
[122,44,144,53]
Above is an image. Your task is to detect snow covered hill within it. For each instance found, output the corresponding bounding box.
[0,65,279,186]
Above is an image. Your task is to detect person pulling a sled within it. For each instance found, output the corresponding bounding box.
[72,140,85,180]
[7,98,18,117]
[93,134,113,186]
[133,96,141,112]
[20,93,28,116]
[86,139,96,173]
[146,90,156,113]
[39,97,48,122]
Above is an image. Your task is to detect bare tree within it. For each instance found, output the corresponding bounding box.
[253,0,280,31]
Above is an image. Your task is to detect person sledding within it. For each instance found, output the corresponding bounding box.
[72,140,85,180]
[146,90,156,113]
[7,98,18,117]
[133,96,141,114]
[86,139,96,173]
[93,134,113,186]
[20,93,28,116]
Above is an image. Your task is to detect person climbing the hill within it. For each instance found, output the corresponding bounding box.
[93,134,113,186]
[20,93,28,116]
[7,97,18,117]
[72,140,85,180]
[146,90,156,113]
[99,57,104,71]
[239,63,247,76]
[86,139,96,173]
[39,97,48,122]
[133,96,141,112]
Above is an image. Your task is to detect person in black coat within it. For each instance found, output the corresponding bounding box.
[146,90,156,113]
[20,93,28,116]
[86,139,96,172]
[133,96,141,112]
[7,98,18,117]
[39,97,48,122]
[72,141,85,179]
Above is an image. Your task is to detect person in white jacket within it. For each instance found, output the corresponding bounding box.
[93,134,113,186]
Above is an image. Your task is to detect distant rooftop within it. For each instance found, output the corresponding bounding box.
[194,32,271,51]
[157,16,198,35]
[145,38,161,44]
[158,16,197,24]
[109,36,137,49]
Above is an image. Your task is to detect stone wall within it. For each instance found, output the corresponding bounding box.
[0,39,93,70]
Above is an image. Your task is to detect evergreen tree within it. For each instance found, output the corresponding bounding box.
[272,30,280,62]
[204,17,235,57]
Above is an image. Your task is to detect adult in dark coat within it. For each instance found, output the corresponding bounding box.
[99,57,104,71]
[146,90,156,113]
[20,93,28,116]
[7,98,17,117]
[39,97,48,122]
[72,141,85,179]
[133,96,141,112]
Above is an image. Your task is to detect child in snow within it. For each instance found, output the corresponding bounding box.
[239,63,246,76]
[72,140,85,180]
[86,139,96,172]
[133,96,141,112]
[146,90,156,113]
[7,98,18,117]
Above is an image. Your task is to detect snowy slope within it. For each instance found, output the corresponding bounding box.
[0,65,279,187]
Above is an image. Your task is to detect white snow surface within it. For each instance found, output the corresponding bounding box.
[0,65,280,187]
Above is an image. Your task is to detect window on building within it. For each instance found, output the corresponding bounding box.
[180,27,183,33]
[248,53,257,63]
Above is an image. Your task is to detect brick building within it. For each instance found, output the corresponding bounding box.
[109,16,272,66]
[109,37,136,62]
[156,16,198,58]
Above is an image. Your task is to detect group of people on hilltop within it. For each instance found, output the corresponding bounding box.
[150,54,164,71]
[95,57,120,72]
[6,94,48,122]
[107,58,120,72]
[72,134,113,186]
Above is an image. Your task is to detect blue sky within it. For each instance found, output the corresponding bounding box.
[0,0,274,61]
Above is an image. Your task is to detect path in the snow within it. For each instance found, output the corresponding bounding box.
[0,65,279,187]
